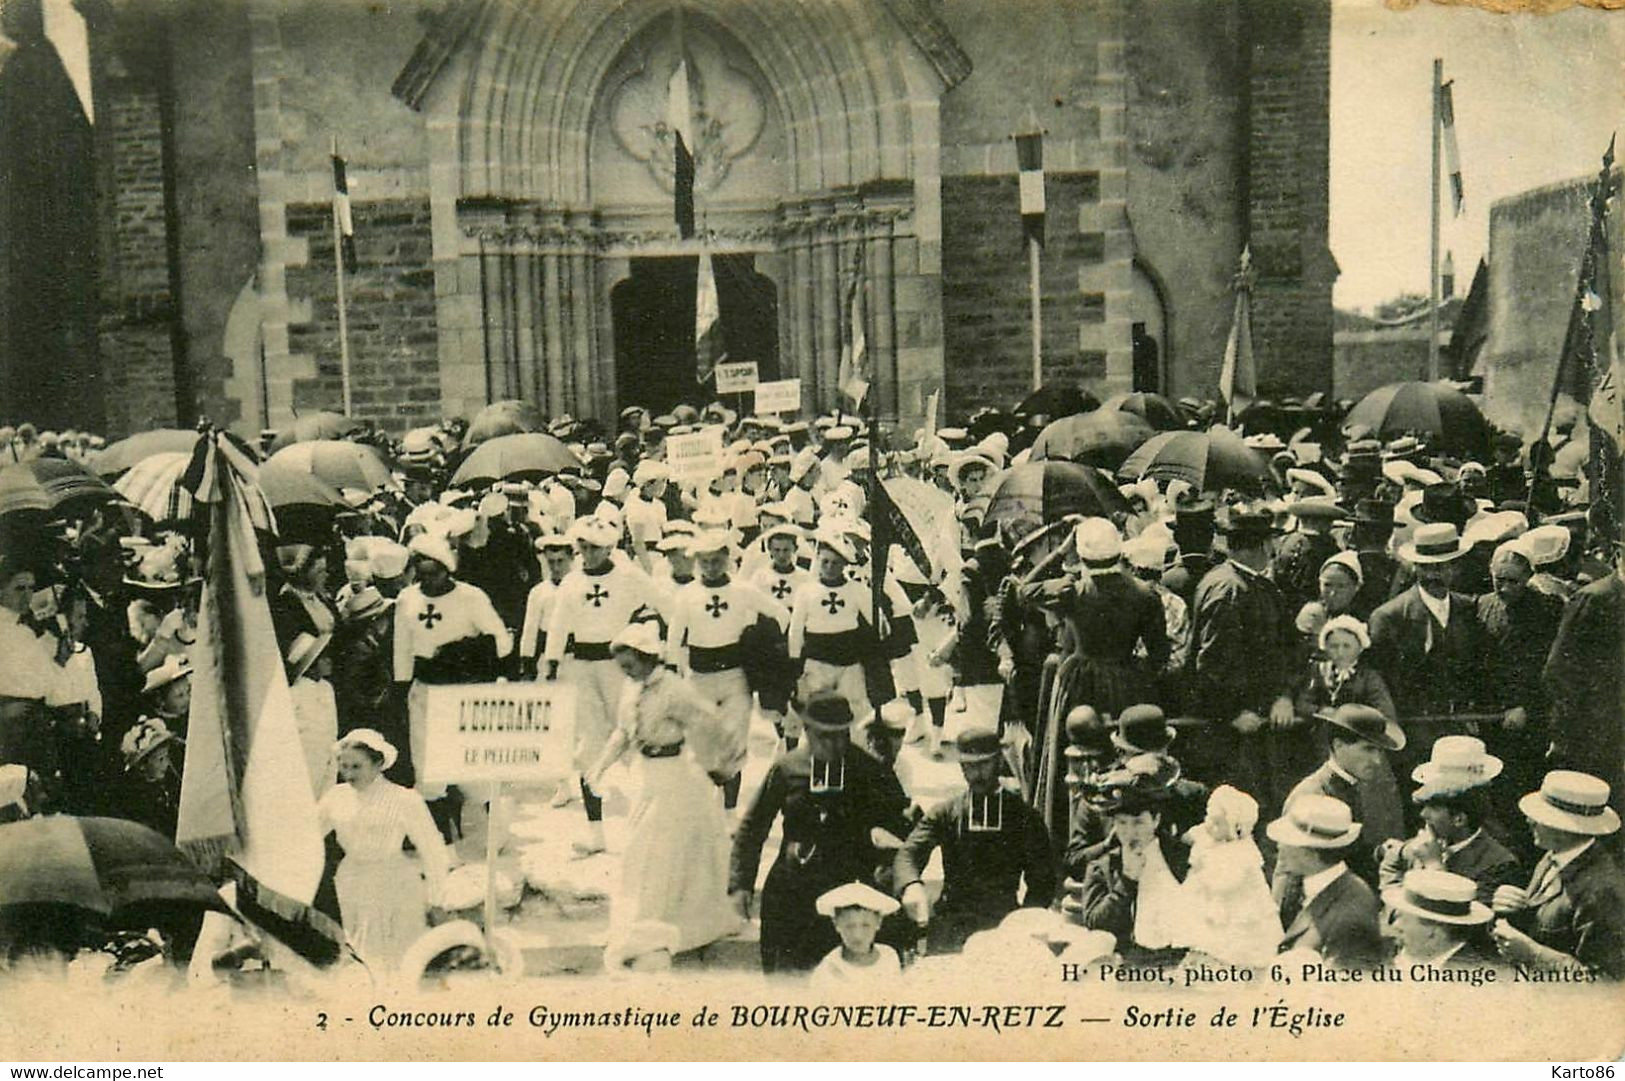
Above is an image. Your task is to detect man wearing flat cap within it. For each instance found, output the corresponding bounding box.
[730,691,909,973]
[895,724,1055,954]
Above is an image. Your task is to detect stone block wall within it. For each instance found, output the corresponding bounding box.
[941,172,1109,411]
[283,198,441,431]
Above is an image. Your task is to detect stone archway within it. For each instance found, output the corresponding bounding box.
[396,0,969,428]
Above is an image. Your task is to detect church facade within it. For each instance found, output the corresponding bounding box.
[23,0,1332,437]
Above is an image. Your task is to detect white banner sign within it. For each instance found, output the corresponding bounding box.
[714,361,760,394]
[754,378,802,415]
[665,425,724,481]
[418,682,575,784]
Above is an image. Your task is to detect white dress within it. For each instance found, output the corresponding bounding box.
[317,779,450,974]
[1174,833,1283,965]
[603,668,739,963]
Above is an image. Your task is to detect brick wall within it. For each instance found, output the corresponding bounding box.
[1244,0,1335,398]
[283,198,440,432]
[88,35,179,437]
[941,172,1106,416]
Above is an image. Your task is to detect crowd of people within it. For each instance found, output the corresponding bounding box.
[0,391,1621,991]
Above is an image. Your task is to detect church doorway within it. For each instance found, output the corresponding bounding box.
[611,253,779,416]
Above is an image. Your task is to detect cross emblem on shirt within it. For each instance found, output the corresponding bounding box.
[585,584,610,608]
[821,591,845,615]
[417,603,443,629]
[770,579,793,600]
[705,595,729,619]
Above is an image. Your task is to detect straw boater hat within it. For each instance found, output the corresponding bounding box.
[610,620,664,658]
[334,728,398,770]
[1411,735,1504,801]
[567,514,619,549]
[1398,522,1468,565]
[1383,869,1493,927]
[1266,793,1362,849]
[815,880,900,919]
[1518,771,1621,836]
[1286,468,1338,500]
[142,653,192,696]
[1316,701,1404,752]
[340,586,393,623]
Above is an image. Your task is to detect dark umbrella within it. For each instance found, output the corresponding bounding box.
[985,461,1131,526]
[0,816,228,922]
[1117,425,1268,493]
[267,412,364,453]
[1029,410,1156,470]
[0,466,55,517]
[1343,381,1491,457]
[7,458,120,511]
[1013,384,1100,420]
[1101,392,1183,431]
[450,432,580,486]
[89,429,201,478]
[464,400,544,448]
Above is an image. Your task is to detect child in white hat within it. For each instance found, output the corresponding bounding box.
[809,881,903,990]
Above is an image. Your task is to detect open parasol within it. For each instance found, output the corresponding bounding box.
[984,460,1130,526]
[263,440,396,493]
[450,432,580,486]
[0,815,228,923]
[111,452,195,523]
[1101,391,1183,431]
[1117,425,1268,493]
[463,400,544,448]
[1028,410,1156,470]
[1343,381,1491,457]
[1013,384,1100,420]
[88,429,201,478]
[267,412,364,453]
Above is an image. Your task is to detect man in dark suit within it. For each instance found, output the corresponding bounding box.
[1385,868,1502,970]
[1268,794,1384,966]
[1285,704,1408,886]
[1184,507,1298,804]
[1368,521,1485,777]
[1161,500,1216,609]
[1379,735,1522,904]
[1491,770,1625,980]
[1543,567,1624,818]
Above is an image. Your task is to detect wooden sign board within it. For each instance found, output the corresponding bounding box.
[754,378,802,415]
[714,361,760,394]
[665,426,725,481]
[418,682,575,784]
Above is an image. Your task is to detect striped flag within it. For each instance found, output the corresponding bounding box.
[669,60,696,239]
[1219,246,1257,424]
[331,153,357,273]
[176,431,342,963]
[694,250,721,384]
[1439,80,1464,217]
[838,250,869,407]
[1015,128,1045,249]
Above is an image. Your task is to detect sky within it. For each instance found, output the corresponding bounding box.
[1330,0,1625,312]
[32,0,1625,315]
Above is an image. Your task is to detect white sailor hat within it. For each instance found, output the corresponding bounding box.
[814,880,900,918]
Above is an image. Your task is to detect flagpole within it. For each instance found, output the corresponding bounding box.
[331,135,354,416]
[1029,237,1043,392]
[1428,58,1442,383]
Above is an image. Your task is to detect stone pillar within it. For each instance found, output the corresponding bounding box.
[540,251,566,415]
[791,228,817,414]
[871,226,897,421]
[513,247,539,405]
[568,249,596,419]
[815,225,840,410]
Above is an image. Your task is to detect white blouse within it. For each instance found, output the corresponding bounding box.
[317,779,450,901]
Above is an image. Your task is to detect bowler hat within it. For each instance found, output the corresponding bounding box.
[802,692,855,733]
[1113,704,1175,754]
[954,724,1003,762]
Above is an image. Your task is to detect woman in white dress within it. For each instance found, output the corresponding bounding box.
[585,621,739,966]
[318,729,450,974]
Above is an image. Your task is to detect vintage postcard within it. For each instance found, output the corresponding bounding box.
[1,0,1623,1063]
